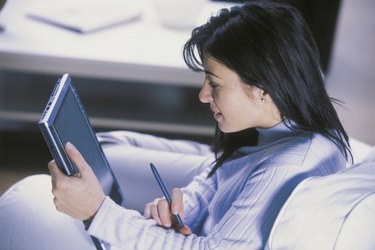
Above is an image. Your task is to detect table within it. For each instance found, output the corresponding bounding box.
[0,0,233,138]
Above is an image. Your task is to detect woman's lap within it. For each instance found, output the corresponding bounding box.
[0,131,214,249]
[0,175,94,250]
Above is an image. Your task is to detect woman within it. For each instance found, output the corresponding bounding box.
[0,1,351,249]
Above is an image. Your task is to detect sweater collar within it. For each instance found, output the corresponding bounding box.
[256,120,299,146]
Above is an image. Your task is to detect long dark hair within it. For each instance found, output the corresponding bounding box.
[183,0,351,177]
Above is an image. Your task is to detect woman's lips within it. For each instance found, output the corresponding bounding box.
[214,112,223,120]
[210,105,222,120]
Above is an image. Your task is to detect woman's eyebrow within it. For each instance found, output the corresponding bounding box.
[204,70,221,79]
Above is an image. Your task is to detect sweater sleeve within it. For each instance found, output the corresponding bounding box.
[88,197,209,250]
[180,165,217,232]
[87,166,218,249]
[87,164,298,249]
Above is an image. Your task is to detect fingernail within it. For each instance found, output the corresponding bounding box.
[66,142,73,150]
[172,206,179,215]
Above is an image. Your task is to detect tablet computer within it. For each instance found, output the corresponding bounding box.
[39,73,123,249]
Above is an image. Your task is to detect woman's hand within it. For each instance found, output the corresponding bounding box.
[48,142,106,220]
[144,188,192,235]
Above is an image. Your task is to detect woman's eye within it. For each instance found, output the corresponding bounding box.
[209,81,218,89]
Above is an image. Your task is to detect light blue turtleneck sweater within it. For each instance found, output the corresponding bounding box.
[88,122,347,249]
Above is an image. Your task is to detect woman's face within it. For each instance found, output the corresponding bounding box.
[199,56,281,133]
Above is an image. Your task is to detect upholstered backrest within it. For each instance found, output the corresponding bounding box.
[265,147,375,250]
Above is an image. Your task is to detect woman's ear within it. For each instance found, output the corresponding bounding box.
[252,87,270,104]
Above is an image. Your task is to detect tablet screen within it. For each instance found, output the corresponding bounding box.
[39,74,123,205]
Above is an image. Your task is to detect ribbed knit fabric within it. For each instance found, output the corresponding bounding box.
[88,122,347,249]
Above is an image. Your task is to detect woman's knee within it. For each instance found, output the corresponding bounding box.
[0,174,94,250]
[0,174,53,220]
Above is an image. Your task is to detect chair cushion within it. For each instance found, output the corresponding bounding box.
[265,155,375,250]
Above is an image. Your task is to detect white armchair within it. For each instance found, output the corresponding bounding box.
[266,142,375,249]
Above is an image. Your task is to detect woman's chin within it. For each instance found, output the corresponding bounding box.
[218,122,251,134]
[217,123,233,134]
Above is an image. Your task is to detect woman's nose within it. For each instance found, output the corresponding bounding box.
[199,81,212,104]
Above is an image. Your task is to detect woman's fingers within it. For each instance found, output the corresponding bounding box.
[144,188,192,235]
[179,225,192,236]
[143,202,152,219]
[171,188,184,217]
[47,142,106,220]
[157,197,172,228]
[148,198,162,225]
[145,197,174,228]
[64,142,89,177]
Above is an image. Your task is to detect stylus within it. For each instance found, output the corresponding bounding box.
[149,163,184,228]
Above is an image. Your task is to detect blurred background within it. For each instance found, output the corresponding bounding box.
[0,0,374,195]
